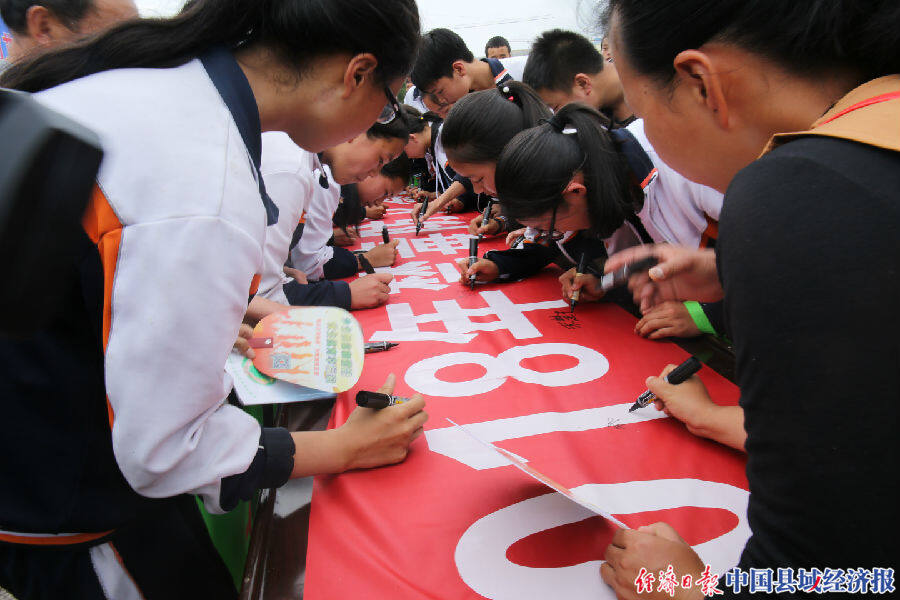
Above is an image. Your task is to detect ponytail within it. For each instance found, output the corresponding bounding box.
[1,0,420,93]
[441,80,552,164]
[403,105,442,136]
[495,103,637,238]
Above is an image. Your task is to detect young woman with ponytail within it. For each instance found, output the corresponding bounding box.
[457,101,722,296]
[594,0,900,594]
[440,80,551,237]
[401,104,444,203]
[0,2,426,598]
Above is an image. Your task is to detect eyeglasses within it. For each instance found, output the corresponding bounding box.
[377,84,402,125]
[531,203,566,244]
[423,89,451,109]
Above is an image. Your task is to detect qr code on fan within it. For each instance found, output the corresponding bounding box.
[271,353,290,369]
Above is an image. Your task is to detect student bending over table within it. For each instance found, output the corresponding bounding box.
[0,1,426,598]
[290,118,407,282]
[455,104,722,323]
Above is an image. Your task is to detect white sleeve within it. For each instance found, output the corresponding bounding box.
[290,175,340,281]
[695,183,724,221]
[106,216,262,514]
[258,167,312,299]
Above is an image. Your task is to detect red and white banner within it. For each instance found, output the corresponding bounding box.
[305,196,748,600]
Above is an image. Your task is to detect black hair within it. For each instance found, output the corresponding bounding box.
[410,28,474,91]
[0,0,91,33]
[1,0,420,93]
[380,152,411,182]
[603,0,900,85]
[441,80,552,164]
[484,35,510,56]
[366,106,411,142]
[402,105,442,136]
[524,29,603,92]
[495,103,638,238]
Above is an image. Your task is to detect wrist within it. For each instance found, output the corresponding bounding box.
[684,403,723,440]
[323,427,354,473]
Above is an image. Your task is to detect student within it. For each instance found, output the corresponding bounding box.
[596,0,899,594]
[0,1,425,599]
[436,81,550,236]
[291,117,407,282]
[456,102,722,293]
[402,105,449,201]
[411,27,527,111]
[484,34,511,59]
[338,153,410,225]
[0,0,138,61]
[249,134,397,318]
[524,29,634,127]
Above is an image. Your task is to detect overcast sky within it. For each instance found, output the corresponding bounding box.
[134,0,605,55]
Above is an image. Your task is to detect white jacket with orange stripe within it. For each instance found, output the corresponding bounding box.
[34,56,275,514]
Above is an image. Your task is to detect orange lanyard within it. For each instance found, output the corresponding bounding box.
[818,91,900,126]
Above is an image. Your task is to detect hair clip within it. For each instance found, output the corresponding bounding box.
[562,126,577,135]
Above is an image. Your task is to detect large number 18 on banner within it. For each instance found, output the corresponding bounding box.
[304,197,749,600]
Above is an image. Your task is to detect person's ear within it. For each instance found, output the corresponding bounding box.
[25,5,69,45]
[452,60,467,78]
[672,50,729,129]
[573,73,594,98]
[563,181,587,197]
[342,52,379,100]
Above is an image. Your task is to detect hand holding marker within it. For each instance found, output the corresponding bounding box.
[630,356,702,412]
[599,256,659,292]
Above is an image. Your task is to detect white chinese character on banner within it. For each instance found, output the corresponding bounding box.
[370,290,567,343]
[409,233,474,256]
[357,216,467,238]
[358,261,450,294]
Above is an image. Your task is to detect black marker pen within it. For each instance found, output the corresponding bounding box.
[356,390,408,409]
[468,237,479,290]
[600,256,659,292]
[478,199,493,240]
[629,356,702,412]
[364,342,399,353]
[415,198,428,236]
[570,253,588,313]
[382,225,390,244]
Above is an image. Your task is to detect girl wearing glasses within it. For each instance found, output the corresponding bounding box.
[456,101,722,297]
[0,1,426,598]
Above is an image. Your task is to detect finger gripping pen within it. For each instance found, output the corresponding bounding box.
[629,356,702,412]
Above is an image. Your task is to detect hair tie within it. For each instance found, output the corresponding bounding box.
[546,113,577,135]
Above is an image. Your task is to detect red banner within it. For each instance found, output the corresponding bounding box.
[305,196,748,600]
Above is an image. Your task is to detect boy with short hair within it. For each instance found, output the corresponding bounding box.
[484,35,510,59]
[524,29,634,127]
[411,28,526,111]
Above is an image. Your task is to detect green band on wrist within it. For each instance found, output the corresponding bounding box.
[684,301,716,335]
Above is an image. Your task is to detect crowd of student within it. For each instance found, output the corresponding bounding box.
[0,0,896,598]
